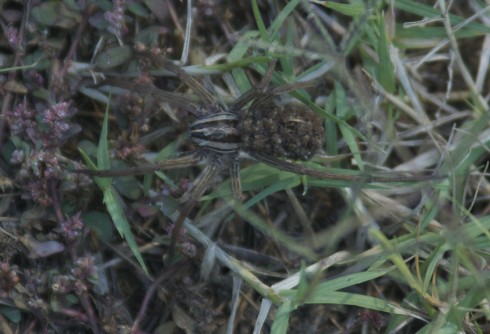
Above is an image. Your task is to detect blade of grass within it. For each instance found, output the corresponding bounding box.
[335,82,365,170]
[310,0,365,17]
[395,0,490,35]
[369,229,441,307]
[80,99,148,273]
[305,291,426,319]
[251,0,269,42]
[269,0,302,41]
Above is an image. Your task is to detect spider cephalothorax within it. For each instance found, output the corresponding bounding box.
[189,113,240,154]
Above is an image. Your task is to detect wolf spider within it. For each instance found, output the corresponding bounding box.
[78,49,441,255]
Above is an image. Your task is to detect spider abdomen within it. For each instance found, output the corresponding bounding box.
[238,105,325,161]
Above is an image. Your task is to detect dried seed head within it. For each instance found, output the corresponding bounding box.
[238,105,325,161]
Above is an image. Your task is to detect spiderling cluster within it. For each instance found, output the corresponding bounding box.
[238,104,325,161]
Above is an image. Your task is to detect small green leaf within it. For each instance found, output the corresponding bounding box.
[31,1,81,28]
[335,83,364,170]
[0,306,21,323]
[143,0,167,21]
[95,46,132,70]
[128,2,150,17]
[82,211,114,242]
[134,26,163,46]
[64,294,79,305]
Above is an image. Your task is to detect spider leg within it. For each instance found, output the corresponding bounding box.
[168,156,222,258]
[259,59,278,89]
[135,50,216,108]
[229,59,278,112]
[229,154,243,202]
[248,81,316,110]
[229,59,316,113]
[250,152,443,182]
[73,153,202,177]
[178,156,222,203]
[100,79,202,117]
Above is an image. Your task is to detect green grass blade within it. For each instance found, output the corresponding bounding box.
[310,0,365,17]
[103,187,147,272]
[395,0,490,35]
[251,0,269,41]
[270,300,293,334]
[269,0,301,40]
[305,291,423,317]
[82,99,148,273]
[97,98,111,170]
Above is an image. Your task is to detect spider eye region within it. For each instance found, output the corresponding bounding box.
[238,105,325,161]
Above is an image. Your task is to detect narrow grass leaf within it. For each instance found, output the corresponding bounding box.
[85,101,148,272]
[97,100,111,170]
[310,0,365,17]
[227,31,259,62]
[279,20,295,77]
[279,269,393,305]
[335,83,364,170]
[269,0,302,41]
[0,61,40,73]
[270,300,293,334]
[443,113,489,214]
[395,0,490,35]
[305,291,422,318]
[417,322,460,334]
[303,269,393,296]
[449,284,489,326]
[421,244,449,292]
[243,175,300,210]
[203,163,301,199]
[226,276,242,334]
[205,55,269,72]
[78,148,112,190]
[233,202,317,260]
[296,61,334,82]
[251,0,269,42]
[419,198,442,230]
[369,229,422,294]
[103,185,147,272]
[254,299,273,334]
[225,39,254,96]
[376,17,396,92]
[463,211,490,239]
